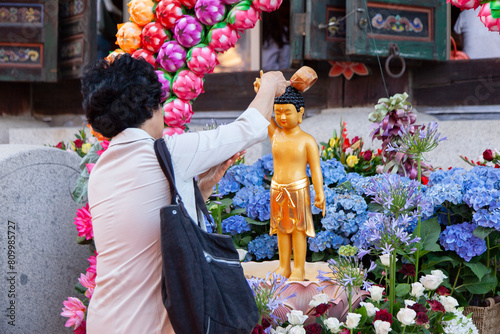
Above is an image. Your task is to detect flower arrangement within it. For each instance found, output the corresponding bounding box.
[108,0,283,136]
[461,148,500,168]
[51,126,94,158]
[320,120,383,176]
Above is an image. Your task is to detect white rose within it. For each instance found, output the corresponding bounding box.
[369,285,385,302]
[374,320,392,334]
[287,310,308,325]
[439,295,459,312]
[397,308,416,325]
[404,300,416,308]
[345,313,362,329]
[410,282,425,298]
[309,293,330,307]
[360,302,379,317]
[420,274,442,290]
[431,270,448,281]
[324,317,343,333]
[345,148,354,155]
[236,249,248,261]
[271,327,288,334]
[288,325,306,334]
[380,254,391,266]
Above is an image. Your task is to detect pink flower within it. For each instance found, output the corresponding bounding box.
[174,15,204,48]
[252,0,282,13]
[187,44,219,76]
[479,3,500,32]
[172,69,204,100]
[142,21,171,53]
[132,48,157,69]
[227,1,261,32]
[447,0,481,10]
[86,163,95,174]
[208,22,240,53]
[155,69,173,102]
[163,97,193,127]
[195,0,226,26]
[157,40,186,73]
[78,272,96,299]
[61,297,86,329]
[163,126,185,136]
[221,0,241,4]
[74,204,93,240]
[87,253,97,274]
[73,320,86,334]
[156,0,183,30]
[96,140,109,156]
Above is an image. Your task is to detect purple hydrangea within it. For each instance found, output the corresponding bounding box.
[221,215,251,235]
[439,222,487,261]
[247,234,278,260]
[308,230,344,252]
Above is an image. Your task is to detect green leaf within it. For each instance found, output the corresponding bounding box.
[311,251,325,262]
[74,282,86,294]
[421,255,459,271]
[458,273,498,295]
[395,283,411,297]
[229,208,246,215]
[72,176,89,204]
[368,203,384,213]
[239,236,252,248]
[245,217,268,226]
[418,217,442,252]
[355,305,368,326]
[473,226,494,239]
[76,236,92,245]
[463,262,490,281]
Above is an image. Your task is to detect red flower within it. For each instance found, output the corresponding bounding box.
[409,303,427,314]
[73,320,86,334]
[313,303,332,317]
[305,323,322,334]
[435,286,450,296]
[415,312,429,326]
[261,317,271,329]
[73,139,83,148]
[251,324,264,334]
[483,149,494,161]
[363,150,373,161]
[398,263,415,277]
[56,141,64,149]
[428,300,446,313]
[374,309,393,324]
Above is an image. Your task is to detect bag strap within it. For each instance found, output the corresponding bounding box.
[154,139,214,226]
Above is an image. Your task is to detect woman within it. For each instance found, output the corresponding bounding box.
[82,54,287,333]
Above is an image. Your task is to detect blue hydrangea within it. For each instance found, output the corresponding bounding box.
[228,164,265,188]
[203,213,214,233]
[320,208,364,237]
[428,168,466,187]
[221,215,251,235]
[425,182,463,206]
[473,208,500,231]
[439,222,487,262]
[216,170,242,196]
[307,159,346,186]
[247,234,278,260]
[336,193,368,214]
[310,185,336,215]
[307,230,344,252]
[234,185,270,221]
[256,154,274,174]
[344,172,372,195]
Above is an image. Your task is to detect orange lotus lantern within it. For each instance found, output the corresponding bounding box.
[104,48,126,63]
[116,22,143,53]
[128,0,156,27]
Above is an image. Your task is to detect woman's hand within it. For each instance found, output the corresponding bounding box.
[197,151,246,201]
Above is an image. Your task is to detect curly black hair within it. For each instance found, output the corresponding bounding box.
[81,54,162,138]
[274,86,304,112]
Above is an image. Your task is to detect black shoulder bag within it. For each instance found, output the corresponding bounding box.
[154,138,259,334]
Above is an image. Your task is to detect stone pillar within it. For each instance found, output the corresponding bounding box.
[0,145,89,333]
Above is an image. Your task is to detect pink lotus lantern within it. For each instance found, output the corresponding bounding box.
[163,126,185,136]
[207,22,240,53]
[128,0,156,26]
[179,0,197,8]
[116,22,143,53]
[226,1,261,32]
[163,97,193,127]
[156,0,184,30]
[174,15,204,48]
[187,44,219,76]
[221,0,241,4]
[132,49,157,68]
[155,69,173,102]
[157,40,187,72]
[446,0,481,10]
[142,21,171,53]
[172,69,204,100]
[479,2,500,32]
[195,0,226,26]
[252,0,282,13]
